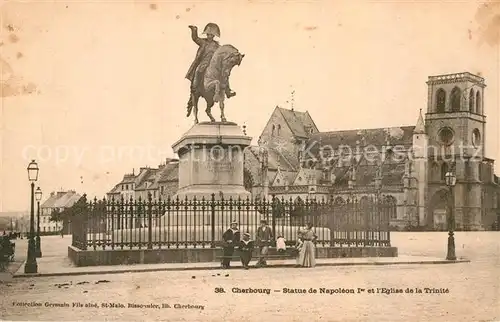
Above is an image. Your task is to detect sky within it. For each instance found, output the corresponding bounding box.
[1,0,499,212]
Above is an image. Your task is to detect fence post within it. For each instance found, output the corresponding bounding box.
[210,193,216,248]
[81,195,88,250]
[147,193,153,250]
[329,195,335,246]
[270,195,276,237]
[271,196,277,240]
[386,197,391,246]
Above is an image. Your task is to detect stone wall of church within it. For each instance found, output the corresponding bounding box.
[258,110,301,157]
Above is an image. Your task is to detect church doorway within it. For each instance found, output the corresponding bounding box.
[428,189,450,231]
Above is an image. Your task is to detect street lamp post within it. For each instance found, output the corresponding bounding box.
[375,170,383,227]
[25,160,39,273]
[35,187,43,258]
[375,172,382,199]
[444,171,457,260]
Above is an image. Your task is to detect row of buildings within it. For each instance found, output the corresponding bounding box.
[106,72,500,231]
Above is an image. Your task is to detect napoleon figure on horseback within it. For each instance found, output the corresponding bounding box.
[185,23,244,124]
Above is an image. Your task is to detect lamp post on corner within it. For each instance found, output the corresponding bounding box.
[444,171,457,261]
[25,160,39,274]
[35,187,43,258]
[374,169,385,234]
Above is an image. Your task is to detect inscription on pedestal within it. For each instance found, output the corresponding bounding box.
[208,160,235,173]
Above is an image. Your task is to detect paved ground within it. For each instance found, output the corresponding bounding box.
[0,232,499,321]
[9,235,469,277]
[13,254,468,277]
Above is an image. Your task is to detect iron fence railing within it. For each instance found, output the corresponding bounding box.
[71,194,392,251]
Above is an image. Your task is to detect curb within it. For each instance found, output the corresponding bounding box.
[12,259,470,278]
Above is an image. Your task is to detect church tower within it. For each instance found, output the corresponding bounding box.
[425,72,486,230]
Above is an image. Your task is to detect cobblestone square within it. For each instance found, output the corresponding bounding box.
[1,232,499,321]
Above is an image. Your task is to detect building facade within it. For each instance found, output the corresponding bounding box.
[40,190,82,233]
[106,159,180,202]
[106,72,500,230]
[244,72,500,230]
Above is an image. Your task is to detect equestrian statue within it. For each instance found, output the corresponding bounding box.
[185,23,244,124]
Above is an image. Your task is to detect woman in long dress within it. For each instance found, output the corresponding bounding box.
[296,223,317,268]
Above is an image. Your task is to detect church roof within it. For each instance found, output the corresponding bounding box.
[268,148,296,172]
[245,145,297,172]
[414,109,425,134]
[330,152,406,188]
[306,126,415,156]
[277,107,318,139]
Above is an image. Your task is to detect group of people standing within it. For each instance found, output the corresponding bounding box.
[220,220,318,269]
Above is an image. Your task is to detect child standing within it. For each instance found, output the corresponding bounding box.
[238,232,254,269]
[294,237,304,266]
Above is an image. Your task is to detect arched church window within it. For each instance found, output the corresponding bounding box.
[441,162,449,181]
[385,195,398,220]
[450,87,461,112]
[436,89,446,113]
[431,161,439,178]
[277,124,281,136]
[271,124,275,136]
[476,91,481,115]
[469,89,475,113]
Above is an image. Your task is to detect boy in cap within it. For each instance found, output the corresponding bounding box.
[221,221,240,269]
[238,232,254,270]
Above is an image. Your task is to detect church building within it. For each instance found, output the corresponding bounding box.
[244,72,500,231]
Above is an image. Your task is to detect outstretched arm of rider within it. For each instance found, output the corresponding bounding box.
[188,25,203,46]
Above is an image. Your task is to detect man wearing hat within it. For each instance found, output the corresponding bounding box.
[186,23,221,114]
[238,232,254,270]
[221,221,240,269]
[255,219,273,267]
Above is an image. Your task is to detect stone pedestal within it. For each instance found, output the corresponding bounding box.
[172,121,252,200]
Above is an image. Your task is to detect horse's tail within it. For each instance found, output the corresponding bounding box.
[186,92,193,116]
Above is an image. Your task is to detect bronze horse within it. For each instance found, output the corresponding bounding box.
[186,44,244,123]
